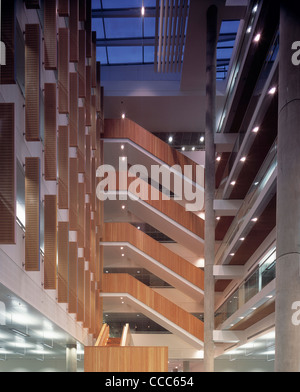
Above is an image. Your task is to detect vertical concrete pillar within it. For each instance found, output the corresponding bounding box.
[204,4,217,373]
[66,344,77,372]
[275,0,300,373]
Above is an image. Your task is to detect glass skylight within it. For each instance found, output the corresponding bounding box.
[217,20,240,80]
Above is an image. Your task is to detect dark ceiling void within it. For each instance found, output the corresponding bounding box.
[215,280,232,293]
[215,216,235,242]
[229,194,277,266]
[223,0,280,134]
[215,152,231,189]
[227,96,278,200]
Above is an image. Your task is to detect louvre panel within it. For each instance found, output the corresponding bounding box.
[69,158,78,231]
[90,280,96,335]
[0,103,15,244]
[91,95,96,150]
[78,30,86,98]
[44,195,57,290]
[25,24,40,142]
[77,258,85,322]
[84,270,91,329]
[58,126,69,209]
[78,182,85,248]
[85,135,91,194]
[44,83,57,181]
[91,156,96,212]
[58,28,69,114]
[58,0,69,16]
[68,242,78,314]
[57,221,69,303]
[95,232,101,284]
[95,295,103,338]
[44,0,57,70]
[25,157,40,271]
[90,218,95,274]
[79,0,86,22]
[69,73,78,147]
[91,32,97,88]
[25,0,40,9]
[0,1,15,84]
[78,107,86,173]
[85,0,92,58]
[70,0,79,63]
[85,202,90,261]
[85,66,91,126]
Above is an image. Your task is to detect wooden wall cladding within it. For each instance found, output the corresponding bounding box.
[0,103,15,244]
[44,83,57,181]
[0,1,15,85]
[85,0,92,58]
[89,280,96,335]
[85,66,91,126]
[78,182,85,248]
[78,30,86,98]
[25,157,40,271]
[58,28,69,114]
[84,270,91,329]
[70,0,79,63]
[58,0,69,16]
[69,158,78,231]
[25,24,40,142]
[78,107,86,173]
[58,126,69,209]
[84,346,168,373]
[85,203,91,261]
[68,242,78,314]
[96,62,101,113]
[91,95,96,150]
[44,195,57,290]
[91,32,97,88]
[77,258,85,322]
[69,73,78,147]
[85,135,91,194]
[57,221,69,303]
[44,0,57,70]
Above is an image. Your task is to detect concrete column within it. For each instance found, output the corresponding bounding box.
[204,5,217,373]
[66,344,77,373]
[275,0,300,372]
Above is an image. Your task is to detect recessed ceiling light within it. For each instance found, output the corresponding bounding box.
[137,226,141,230]
[216,156,221,161]
[230,181,236,186]
[122,205,126,210]
[200,136,205,143]
[253,4,258,13]
[121,145,125,150]
[254,181,259,186]
[240,237,245,241]
[141,6,145,16]
[121,113,126,119]
[120,247,124,250]
[121,156,126,161]
[252,126,259,133]
[268,86,277,95]
[192,147,195,151]
[181,147,185,151]
[121,254,125,257]
[230,253,235,257]
[216,217,221,221]
[247,26,252,34]
[254,33,261,42]
[168,136,173,143]
[240,156,246,162]
[252,217,258,222]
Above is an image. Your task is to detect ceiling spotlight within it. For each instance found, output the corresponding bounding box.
[268,86,277,95]
[247,26,252,34]
[230,181,236,186]
[168,136,173,143]
[141,6,145,16]
[121,145,125,150]
[122,113,126,119]
[137,226,141,230]
[200,136,205,143]
[240,156,246,162]
[240,237,245,241]
[120,247,124,250]
[121,205,126,210]
[252,217,258,222]
[216,156,221,162]
[252,126,259,133]
[216,217,221,221]
[181,147,185,151]
[230,253,235,257]
[192,147,195,151]
[121,254,125,257]
[253,4,258,13]
[254,33,261,43]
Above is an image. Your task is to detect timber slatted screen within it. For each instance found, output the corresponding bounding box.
[85,135,91,194]
[25,24,40,142]
[85,202,91,261]
[91,32,97,88]
[69,158,78,231]
[77,258,85,322]
[68,242,78,314]
[1,1,15,84]
[69,73,78,147]
[44,83,57,181]
[58,126,69,209]
[78,30,86,98]
[78,107,85,173]
[44,0,57,70]
[58,28,69,114]
[70,0,79,63]
[0,103,15,244]
[25,157,40,271]
[58,0,69,16]
[90,280,96,335]
[44,195,57,290]
[84,270,91,329]
[57,221,69,303]
[96,62,101,113]
[79,0,86,21]
[85,0,92,58]
[85,66,91,126]
[91,95,96,150]
[78,182,85,248]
